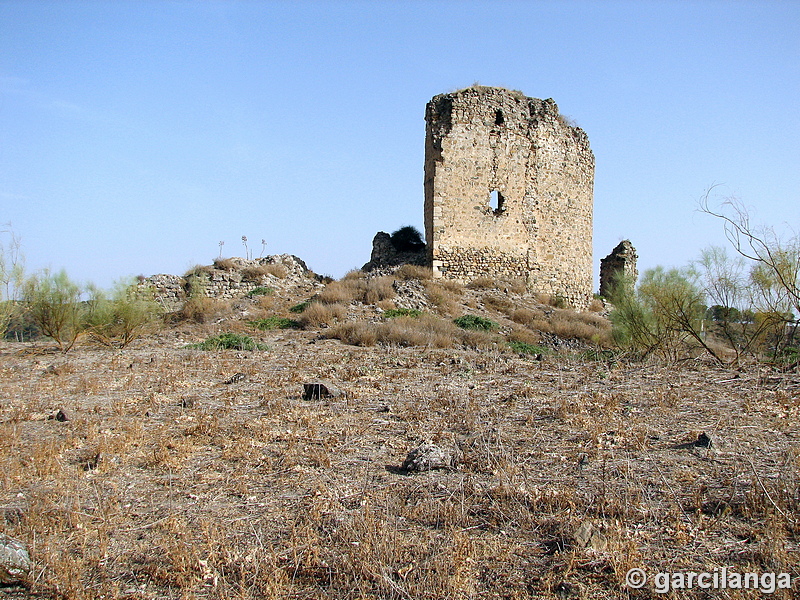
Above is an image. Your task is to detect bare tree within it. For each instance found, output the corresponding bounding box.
[699,189,799,363]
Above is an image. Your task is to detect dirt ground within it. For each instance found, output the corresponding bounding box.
[0,317,799,598]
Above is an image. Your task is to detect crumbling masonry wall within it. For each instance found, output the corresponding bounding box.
[599,240,638,298]
[424,87,594,307]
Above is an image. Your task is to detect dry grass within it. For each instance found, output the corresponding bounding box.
[394,264,433,280]
[588,297,605,312]
[241,263,287,281]
[324,314,500,350]
[296,301,347,327]
[482,293,515,315]
[423,281,462,316]
[318,275,395,305]
[212,257,237,271]
[2,276,798,600]
[1,334,797,599]
[511,307,613,347]
[173,297,231,324]
[466,276,497,290]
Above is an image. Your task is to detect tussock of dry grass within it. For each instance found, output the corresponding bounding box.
[242,263,287,281]
[212,257,237,271]
[394,264,433,280]
[324,314,498,350]
[512,306,613,346]
[423,281,462,316]
[482,293,515,314]
[173,297,231,324]
[297,301,346,327]
[318,275,395,305]
[466,276,497,290]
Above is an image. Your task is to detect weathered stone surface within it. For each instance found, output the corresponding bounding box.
[0,534,32,584]
[401,443,458,472]
[599,240,638,298]
[424,86,594,308]
[302,381,344,400]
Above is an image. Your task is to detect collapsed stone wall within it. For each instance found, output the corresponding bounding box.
[139,254,321,311]
[362,232,427,272]
[424,86,594,307]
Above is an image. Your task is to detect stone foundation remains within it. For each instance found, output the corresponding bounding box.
[138,254,321,311]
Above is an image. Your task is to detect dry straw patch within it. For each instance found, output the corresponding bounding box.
[242,263,287,281]
[297,301,347,327]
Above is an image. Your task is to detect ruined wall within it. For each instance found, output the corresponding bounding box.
[424,86,594,307]
[599,240,638,298]
[138,255,321,311]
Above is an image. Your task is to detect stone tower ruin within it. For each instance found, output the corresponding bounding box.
[424,86,594,307]
[599,240,638,298]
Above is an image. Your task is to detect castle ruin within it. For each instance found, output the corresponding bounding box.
[424,86,594,307]
[599,240,638,298]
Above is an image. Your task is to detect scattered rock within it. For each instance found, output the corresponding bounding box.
[401,443,458,472]
[694,432,712,448]
[82,452,101,471]
[54,409,69,422]
[573,521,607,551]
[224,372,246,385]
[553,580,581,598]
[180,398,195,409]
[0,534,32,585]
[303,381,344,400]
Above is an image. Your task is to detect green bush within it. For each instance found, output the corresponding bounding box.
[85,280,162,347]
[390,225,425,252]
[454,314,498,331]
[22,268,86,352]
[609,267,721,362]
[249,316,300,330]
[0,227,25,337]
[384,308,422,319]
[508,340,547,356]
[289,301,311,313]
[188,333,266,351]
[247,286,274,297]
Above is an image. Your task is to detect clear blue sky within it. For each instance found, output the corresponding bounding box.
[1,0,798,290]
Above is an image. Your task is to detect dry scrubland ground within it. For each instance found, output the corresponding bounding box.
[0,273,799,599]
